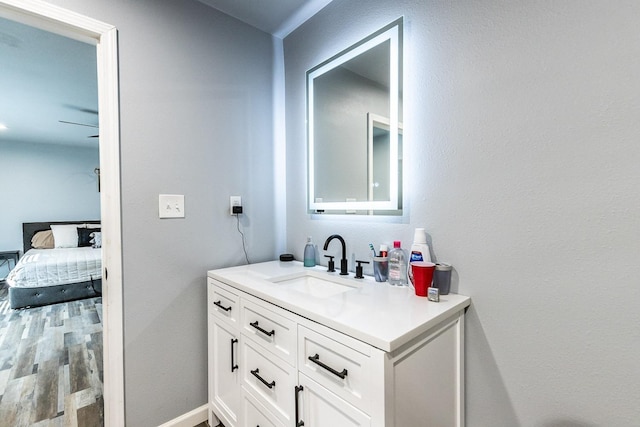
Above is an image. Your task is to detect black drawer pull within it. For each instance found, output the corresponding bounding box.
[250,368,275,389]
[214,300,232,312]
[308,353,348,379]
[250,321,275,337]
[230,338,238,372]
[295,385,304,426]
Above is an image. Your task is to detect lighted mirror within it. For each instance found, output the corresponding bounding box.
[307,18,403,214]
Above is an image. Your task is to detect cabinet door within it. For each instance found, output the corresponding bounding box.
[210,319,241,427]
[297,373,370,427]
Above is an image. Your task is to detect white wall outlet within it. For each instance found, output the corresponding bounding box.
[159,194,185,218]
[230,196,242,215]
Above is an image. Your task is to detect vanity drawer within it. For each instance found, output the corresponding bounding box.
[241,389,285,427]
[240,298,297,366]
[241,337,296,426]
[298,324,373,414]
[208,279,240,326]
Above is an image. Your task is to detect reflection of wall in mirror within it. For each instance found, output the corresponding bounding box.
[314,67,393,202]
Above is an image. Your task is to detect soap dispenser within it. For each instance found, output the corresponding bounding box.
[303,237,316,267]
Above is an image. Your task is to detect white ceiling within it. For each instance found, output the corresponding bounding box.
[0,1,332,148]
[197,0,333,39]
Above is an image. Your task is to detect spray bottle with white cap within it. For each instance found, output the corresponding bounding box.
[408,228,431,285]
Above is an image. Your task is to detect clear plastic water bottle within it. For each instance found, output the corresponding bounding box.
[388,240,407,286]
[303,236,316,267]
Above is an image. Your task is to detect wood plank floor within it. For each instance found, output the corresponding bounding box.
[0,285,103,426]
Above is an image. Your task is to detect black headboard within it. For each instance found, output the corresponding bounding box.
[22,220,100,254]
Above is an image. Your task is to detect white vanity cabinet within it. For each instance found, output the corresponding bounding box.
[208,262,470,427]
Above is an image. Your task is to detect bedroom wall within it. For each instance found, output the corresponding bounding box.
[284,0,640,425]
[40,0,277,425]
[0,140,100,252]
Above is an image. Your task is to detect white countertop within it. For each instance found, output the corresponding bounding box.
[208,261,471,352]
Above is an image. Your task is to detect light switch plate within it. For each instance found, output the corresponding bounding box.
[159,194,185,218]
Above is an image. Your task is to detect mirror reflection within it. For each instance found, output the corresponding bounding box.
[308,19,403,214]
[369,114,403,212]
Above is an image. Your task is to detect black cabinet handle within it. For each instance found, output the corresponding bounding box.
[250,368,275,389]
[249,321,275,337]
[230,338,238,372]
[214,300,232,312]
[308,353,348,379]
[295,385,304,427]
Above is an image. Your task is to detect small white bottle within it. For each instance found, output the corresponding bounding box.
[408,228,431,285]
[303,236,316,267]
[409,228,431,263]
[388,240,407,286]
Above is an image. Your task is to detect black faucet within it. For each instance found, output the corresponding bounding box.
[323,234,348,275]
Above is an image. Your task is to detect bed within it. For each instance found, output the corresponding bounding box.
[5,221,102,309]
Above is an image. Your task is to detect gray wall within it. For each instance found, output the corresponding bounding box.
[0,140,100,251]
[285,0,640,425]
[45,0,276,425]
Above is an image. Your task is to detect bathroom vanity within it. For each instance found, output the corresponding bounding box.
[207,261,470,427]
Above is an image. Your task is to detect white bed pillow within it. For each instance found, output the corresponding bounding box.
[50,224,80,248]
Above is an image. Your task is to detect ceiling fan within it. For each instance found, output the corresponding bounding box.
[58,120,99,138]
[59,105,99,138]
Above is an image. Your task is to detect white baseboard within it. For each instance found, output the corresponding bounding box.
[157,404,208,427]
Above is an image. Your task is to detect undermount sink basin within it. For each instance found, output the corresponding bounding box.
[269,270,359,298]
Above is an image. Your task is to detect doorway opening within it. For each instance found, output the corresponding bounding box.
[0,1,123,425]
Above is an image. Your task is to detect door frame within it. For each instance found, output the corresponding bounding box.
[0,0,124,425]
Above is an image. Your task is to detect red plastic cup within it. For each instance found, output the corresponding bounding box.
[411,262,436,297]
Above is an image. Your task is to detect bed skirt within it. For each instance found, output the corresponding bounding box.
[9,279,102,309]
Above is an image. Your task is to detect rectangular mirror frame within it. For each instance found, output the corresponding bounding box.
[307,18,403,213]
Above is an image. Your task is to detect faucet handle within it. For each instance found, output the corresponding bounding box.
[355,260,370,279]
[324,255,335,272]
